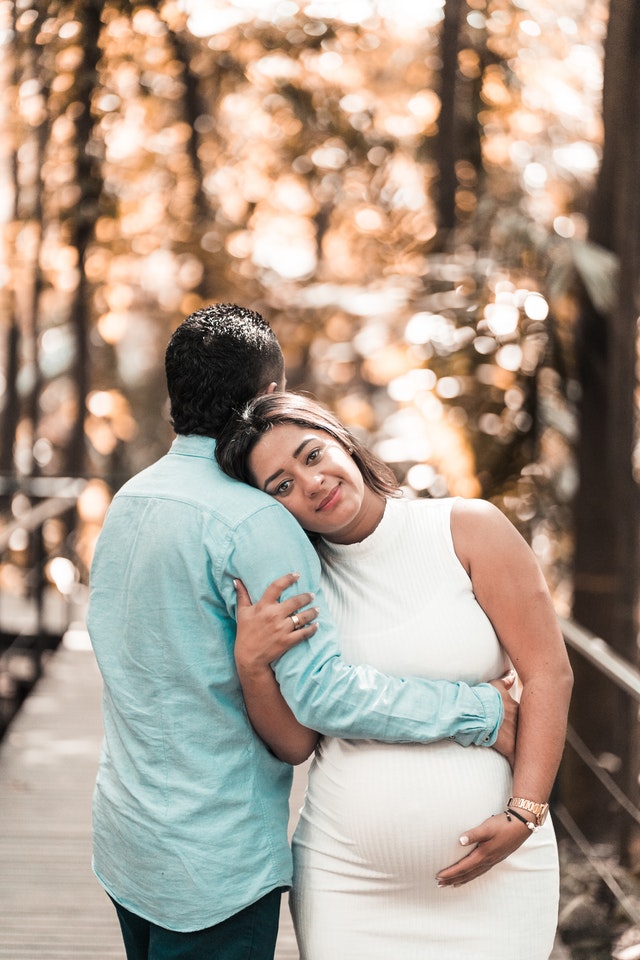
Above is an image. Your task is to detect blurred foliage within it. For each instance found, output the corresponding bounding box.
[0,0,612,601]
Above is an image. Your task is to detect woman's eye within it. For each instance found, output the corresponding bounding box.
[307,447,322,464]
[275,479,292,496]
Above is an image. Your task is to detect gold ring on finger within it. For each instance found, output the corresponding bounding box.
[289,613,301,629]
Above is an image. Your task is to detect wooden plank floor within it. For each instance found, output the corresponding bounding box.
[0,638,125,958]
[0,634,303,960]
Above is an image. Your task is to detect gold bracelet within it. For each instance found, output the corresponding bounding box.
[507,796,549,827]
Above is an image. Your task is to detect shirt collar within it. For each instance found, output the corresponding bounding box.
[169,434,217,459]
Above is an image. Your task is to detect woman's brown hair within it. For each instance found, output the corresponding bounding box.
[216,392,400,500]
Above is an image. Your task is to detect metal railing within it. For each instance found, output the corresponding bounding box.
[557,616,640,927]
[0,478,87,739]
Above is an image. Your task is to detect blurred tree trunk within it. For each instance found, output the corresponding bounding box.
[1,152,20,475]
[1,2,49,478]
[568,0,640,860]
[165,27,213,231]
[434,0,465,234]
[0,3,20,477]
[433,0,486,247]
[62,2,103,477]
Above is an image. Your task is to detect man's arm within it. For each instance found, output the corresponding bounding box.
[226,501,512,749]
[233,574,320,765]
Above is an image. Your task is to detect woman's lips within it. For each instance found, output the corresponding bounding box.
[317,485,341,511]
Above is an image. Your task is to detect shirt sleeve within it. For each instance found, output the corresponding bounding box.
[224,501,503,747]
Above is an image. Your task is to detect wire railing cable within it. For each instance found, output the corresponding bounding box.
[564,724,640,827]
[553,801,640,928]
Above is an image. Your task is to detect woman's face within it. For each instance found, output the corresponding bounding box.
[248,422,382,543]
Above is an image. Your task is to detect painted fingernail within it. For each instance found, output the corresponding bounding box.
[459,835,469,846]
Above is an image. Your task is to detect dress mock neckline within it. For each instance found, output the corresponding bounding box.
[319,496,407,558]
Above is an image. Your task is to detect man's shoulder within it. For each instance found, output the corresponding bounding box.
[113,449,297,533]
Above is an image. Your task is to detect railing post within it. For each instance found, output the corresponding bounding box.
[31,519,46,682]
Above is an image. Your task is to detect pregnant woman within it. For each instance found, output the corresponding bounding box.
[216,392,573,960]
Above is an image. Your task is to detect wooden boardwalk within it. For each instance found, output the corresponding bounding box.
[0,632,303,960]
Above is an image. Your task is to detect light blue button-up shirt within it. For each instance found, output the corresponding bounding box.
[88,435,502,931]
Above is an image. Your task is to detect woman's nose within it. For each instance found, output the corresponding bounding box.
[303,473,324,496]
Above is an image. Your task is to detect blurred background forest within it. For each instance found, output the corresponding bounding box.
[2,0,640,953]
[1,0,612,587]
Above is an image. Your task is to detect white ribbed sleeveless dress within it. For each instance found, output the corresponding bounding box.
[290,497,559,960]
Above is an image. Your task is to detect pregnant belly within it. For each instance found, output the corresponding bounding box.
[294,738,512,880]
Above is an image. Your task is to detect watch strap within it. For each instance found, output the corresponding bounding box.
[507,796,549,826]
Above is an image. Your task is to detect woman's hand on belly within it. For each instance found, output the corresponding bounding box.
[435,811,532,887]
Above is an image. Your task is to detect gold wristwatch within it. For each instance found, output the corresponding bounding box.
[507,797,549,827]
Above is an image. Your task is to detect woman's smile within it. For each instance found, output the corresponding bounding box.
[317,484,342,512]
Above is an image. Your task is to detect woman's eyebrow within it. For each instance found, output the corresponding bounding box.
[263,437,314,491]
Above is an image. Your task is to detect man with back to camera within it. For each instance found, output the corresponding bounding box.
[88,302,517,960]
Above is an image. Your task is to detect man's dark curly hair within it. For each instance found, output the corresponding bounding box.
[165,303,284,437]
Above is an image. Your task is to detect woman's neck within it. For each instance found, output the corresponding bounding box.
[324,493,387,545]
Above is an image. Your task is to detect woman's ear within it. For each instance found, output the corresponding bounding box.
[260,381,279,396]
